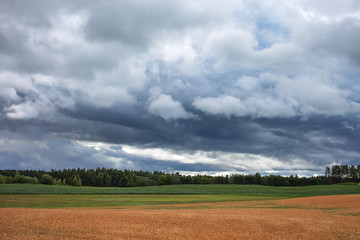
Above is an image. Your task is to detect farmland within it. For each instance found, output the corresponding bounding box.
[1,183,359,196]
[1,184,359,239]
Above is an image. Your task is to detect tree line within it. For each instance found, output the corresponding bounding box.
[0,164,359,187]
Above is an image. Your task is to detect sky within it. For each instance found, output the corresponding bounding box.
[0,0,360,176]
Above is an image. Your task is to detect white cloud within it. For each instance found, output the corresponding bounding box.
[193,95,246,118]
[193,94,298,119]
[5,95,57,120]
[1,0,360,173]
[148,94,195,121]
[0,72,38,95]
[202,27,257,67]
[0,72,75,120]
[6,101,41,120]
[246,96,298,118]
[275,74,351,115]
[2,0,358,117]
[0,87,21,103]
[235,76,259,91]
[122,144,320,175]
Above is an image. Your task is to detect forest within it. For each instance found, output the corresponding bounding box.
[0,164,359,187]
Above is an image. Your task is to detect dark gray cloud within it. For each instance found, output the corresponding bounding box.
[0,0,360,176]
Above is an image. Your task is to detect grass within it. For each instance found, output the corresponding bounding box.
[0,194,276,208]
[0,184,358,208]
[0,183,359,197]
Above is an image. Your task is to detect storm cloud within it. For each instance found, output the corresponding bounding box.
[1,0,360,176]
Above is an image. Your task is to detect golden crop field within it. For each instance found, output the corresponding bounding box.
[1,194,360,240]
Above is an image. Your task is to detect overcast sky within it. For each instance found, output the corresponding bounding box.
[1,0,360,176]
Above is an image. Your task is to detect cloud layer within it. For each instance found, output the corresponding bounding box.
[1,0,360,175]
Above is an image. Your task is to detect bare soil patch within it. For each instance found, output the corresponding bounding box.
[1,195,360,240]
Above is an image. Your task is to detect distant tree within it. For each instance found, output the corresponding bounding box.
[265,175,274,186]
[53,178,62,185]
[325,167,331,178]
[40,174,53,185]
[4,166,356,188]
[254,173,262,185]
[244,174,255,184]
[119,174,129,187]
[95,173,104,187]
[232,174,245,184]
[68,174,82,186]
[31,177,38,184]
[14,171,21,183]
[273,175,287,186]
[127,173,137,187]
[104,173,112,187]
[192,175,203,184]
[349,165,358,183]
[85,169,96,186]
[126,178,136,187]
[180,175,193,184]
[0,174,5,184]
[159,174,174,185]
[5,176,14,184]
[340,165,349,179]
[288,175,297,186]
[331,165,342,183]
[135,176,156,186]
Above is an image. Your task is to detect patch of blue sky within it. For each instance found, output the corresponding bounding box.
[254,17,289,50]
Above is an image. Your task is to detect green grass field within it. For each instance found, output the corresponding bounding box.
[0,194,277,208]
[0,184,359,208]
[1,183,359,196]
